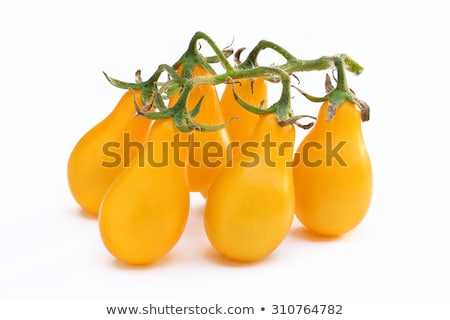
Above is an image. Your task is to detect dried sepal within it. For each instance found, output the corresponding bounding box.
[325,73,335,93]
[135,69,142,83]
[354,97,370,122]
[234,47,246,66]
[326,102,338,121]
[278,114,317,129]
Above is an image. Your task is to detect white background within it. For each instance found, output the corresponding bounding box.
[1,0,449,318]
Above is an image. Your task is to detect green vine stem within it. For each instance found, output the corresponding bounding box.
[176,31,235,74]
[103,31,369,131]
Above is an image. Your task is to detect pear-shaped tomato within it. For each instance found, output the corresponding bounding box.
[220,77,267,145]
[98,118,189,265]
[293,100,372,236]
[67,90,151,216]
[170,65,231,193]
[204,113,295,262]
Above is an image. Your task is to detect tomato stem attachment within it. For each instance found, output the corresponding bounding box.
[324,57,371,122]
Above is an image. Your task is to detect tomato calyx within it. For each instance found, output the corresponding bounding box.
[292,57,370,123]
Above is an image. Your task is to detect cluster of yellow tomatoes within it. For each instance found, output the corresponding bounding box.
[67,32,372,265]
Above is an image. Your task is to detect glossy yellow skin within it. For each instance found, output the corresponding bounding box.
[170,65,231,193]
[67,90,151,216]
[98,119,190,265]
[200,78,267,200]
[293,100,373,236]
[220,77,268,145]
[204,113,295,262]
